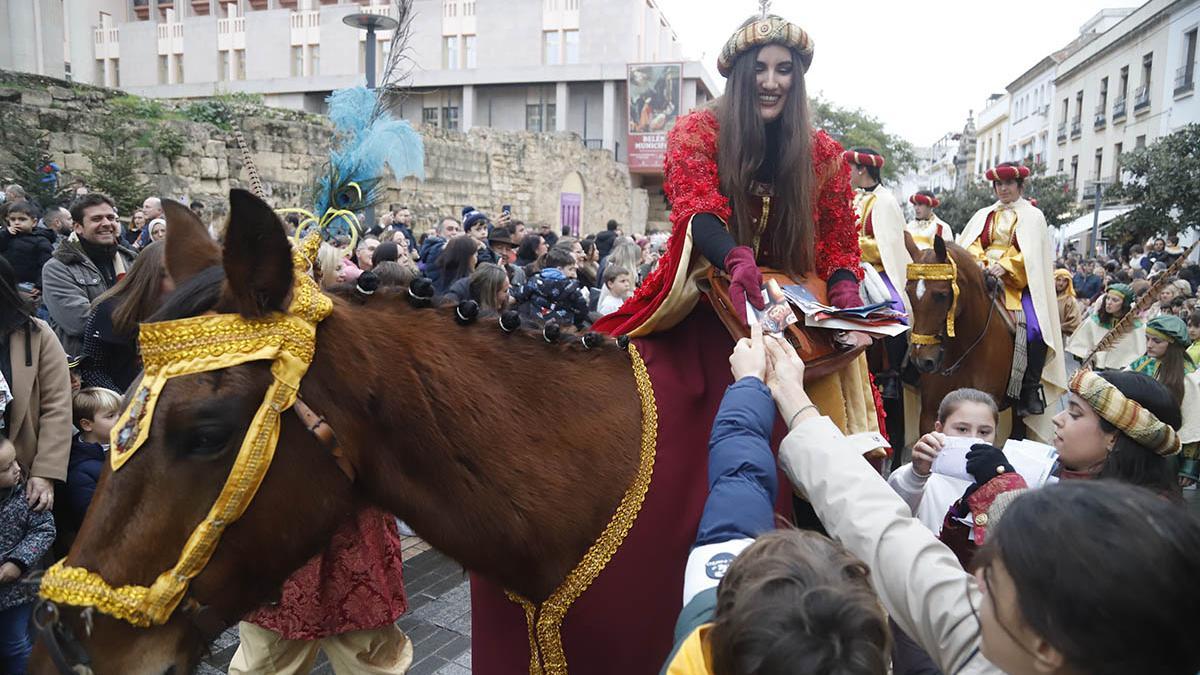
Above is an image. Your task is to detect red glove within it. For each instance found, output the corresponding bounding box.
[828,277,862,309]
[724,246,764,325]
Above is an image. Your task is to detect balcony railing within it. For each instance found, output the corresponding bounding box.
[1070,119,1082,139]
[1056,122,1068,143]
[1112,96,1127,120]
[1134,85,1151,112]
[1094,103,1106,129]
[290,10,320,45]
[156,21,184,55]
[1175,65,1195,95]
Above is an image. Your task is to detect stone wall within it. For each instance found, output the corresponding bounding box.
[0,70,632,234]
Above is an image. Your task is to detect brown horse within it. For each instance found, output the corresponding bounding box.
[31,191,673,674]
[903,234,1016,435]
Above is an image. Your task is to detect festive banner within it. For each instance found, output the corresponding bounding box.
[627,63,682,172]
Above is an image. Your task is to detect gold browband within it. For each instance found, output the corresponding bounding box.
[39,234,334,627]
[906,259,960,342]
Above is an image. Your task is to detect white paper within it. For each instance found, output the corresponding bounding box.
[804,314,911,337]
[930,436,984,482]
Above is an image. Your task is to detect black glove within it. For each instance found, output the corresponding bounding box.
[955,444,1016,512]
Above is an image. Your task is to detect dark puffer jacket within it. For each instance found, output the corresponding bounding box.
[0,481,56,610]
[0,228,56,287]
[513,268,589,329]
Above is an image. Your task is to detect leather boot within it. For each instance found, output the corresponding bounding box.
[877,371,901,400]
[1017,383,1046,417]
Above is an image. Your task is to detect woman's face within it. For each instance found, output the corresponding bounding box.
[935,402,997,444]
[1159,286,1178,305]
[572,243,585,264]
[754,44,793,123]
[1146,334,1170,359]
[334,260,349,284]
[150,221,167,241]
[976,558,1057,674]
[132,210,146,227]
[496,278,511,309]
[1103,293,1124,315]
[535,237,548,257]
[1188,324,1200,342]
[1051,393,1116,471]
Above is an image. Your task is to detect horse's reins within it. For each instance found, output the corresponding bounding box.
[906,257,1000,377]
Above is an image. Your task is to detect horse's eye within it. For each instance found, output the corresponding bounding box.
[187,426,232,456]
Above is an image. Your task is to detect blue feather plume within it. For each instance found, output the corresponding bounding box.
[313,86,425,221]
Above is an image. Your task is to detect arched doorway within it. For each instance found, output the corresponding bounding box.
[559,172,585,237]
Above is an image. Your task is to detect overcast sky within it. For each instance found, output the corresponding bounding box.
[656,0,1132,145]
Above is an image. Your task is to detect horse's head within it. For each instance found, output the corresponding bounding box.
[32,191,357,674]
[904,234,980,374]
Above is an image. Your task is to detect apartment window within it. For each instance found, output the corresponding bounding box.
[464,35,476,68]
[443,106,460,131]
[158,55,168,84]
[94,60,105,86]
[564,29,579,64]
[423,107,440,128]
[1119,66,1129,97]
[544,30,561,65]
[526,103,544,131]
[444,36,460,69]
[219,50,230,81]
[1094,148,1103,183]
[1142,52,1154,87]
[1057,158,1064,172]
[1070,155,1079,191]
[309,45,319,76]
[1136,52,1153,110]
[234,49,245,80]
[1114,142,1123,177]
[546,103,556,130]
[1178,29,1197,93]
[174,54,184,83]
[1136,134,1146,149]
[112,60,120,87]
[291,46,302,77]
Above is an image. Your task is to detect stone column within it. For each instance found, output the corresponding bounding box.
[462,84,475,131]
[602,79,615,152]
[555,81,568,132]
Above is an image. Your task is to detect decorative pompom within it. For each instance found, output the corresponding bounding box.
[581,332,603,350]
[617,335,631,351]
[455,300,480,325]
[499,310,521,333]
[543,320,561,343]
[407,278,434,307]
[356,271,379,295]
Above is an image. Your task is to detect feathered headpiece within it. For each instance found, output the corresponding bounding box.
[287,1,424,248]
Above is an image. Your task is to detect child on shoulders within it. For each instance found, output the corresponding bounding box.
[513,248,590,328]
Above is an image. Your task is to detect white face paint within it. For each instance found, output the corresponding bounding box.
[915,279,927,300]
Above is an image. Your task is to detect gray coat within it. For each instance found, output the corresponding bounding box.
[40,239,137,356]
[0,482,56,611]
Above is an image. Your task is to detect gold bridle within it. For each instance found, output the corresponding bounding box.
[39,235,334,628]
[906,257,959,345]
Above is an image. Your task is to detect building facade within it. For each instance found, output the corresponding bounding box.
[973,92,1009,176]
[1053,0,1198,203]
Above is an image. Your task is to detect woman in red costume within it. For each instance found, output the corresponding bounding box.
[469,15,887,675]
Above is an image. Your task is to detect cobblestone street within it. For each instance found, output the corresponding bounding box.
[200,538,472,674]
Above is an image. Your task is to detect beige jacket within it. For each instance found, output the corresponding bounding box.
[7,319,72,481]
[779,416,1000,675]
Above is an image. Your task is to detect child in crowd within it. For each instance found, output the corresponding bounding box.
[1187,311,1200,364]
[0,201,55,293]
[886,388,999,534]
[513,248,589,329]
[0,438,56,675]
[597,265,634,317]
[1127,315,1200,488]
[62,387,122,534]
[662,324,889,674]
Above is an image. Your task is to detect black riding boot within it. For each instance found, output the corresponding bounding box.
[1017,339,1048,417]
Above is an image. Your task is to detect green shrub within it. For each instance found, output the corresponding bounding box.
[180,100,233,130]
[109,95,167,120]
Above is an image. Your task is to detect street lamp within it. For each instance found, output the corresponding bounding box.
[342,10,399,231]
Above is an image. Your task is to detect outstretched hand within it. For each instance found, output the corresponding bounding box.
[764,335,817,427]
[730,322,766,382]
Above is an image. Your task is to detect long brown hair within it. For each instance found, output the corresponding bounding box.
[93,241,170,336]
[1155,342,1192,407]
[717,36,815,276]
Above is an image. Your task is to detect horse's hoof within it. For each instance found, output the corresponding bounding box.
[455,300,480,325]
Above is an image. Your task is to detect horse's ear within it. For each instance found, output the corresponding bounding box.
[163,200,221,286]
[934,234,948,263]
[223,189,293,318]
[904,230,921,262]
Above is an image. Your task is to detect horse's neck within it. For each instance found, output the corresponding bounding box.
[950,270,1014,360]
[305,298,642,601]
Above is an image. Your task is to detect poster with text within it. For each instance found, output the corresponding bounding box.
[627,63,682,172]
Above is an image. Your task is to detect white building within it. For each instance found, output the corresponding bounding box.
[973,92,1009,176]
[1053,0,1199,203]
[1005,57,1058,170]
[36,1,720,164]
[918,132,963,193]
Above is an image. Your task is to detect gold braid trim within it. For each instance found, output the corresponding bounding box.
[506,343,659,675]
[906,259,960,339]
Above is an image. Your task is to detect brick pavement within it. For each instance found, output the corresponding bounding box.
[200,537,471,673]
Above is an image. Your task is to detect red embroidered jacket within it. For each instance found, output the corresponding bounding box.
[593,108,861,337]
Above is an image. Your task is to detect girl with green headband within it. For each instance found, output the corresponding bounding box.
[1128,314,1200,486]
[1066,282,1146,370]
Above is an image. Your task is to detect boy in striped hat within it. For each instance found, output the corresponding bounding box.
[906,190,951,249]
[958,162,1067,439]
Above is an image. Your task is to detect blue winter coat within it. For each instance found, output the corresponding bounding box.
[419,236,448,288]
[63,433,105,532]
